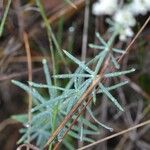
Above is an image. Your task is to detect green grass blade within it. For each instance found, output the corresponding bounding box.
[0,0,12,36]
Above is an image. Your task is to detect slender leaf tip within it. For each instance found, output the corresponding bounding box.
[42,59,47,64]
[11,80,16,84]
[63,49,67,54]
[131,68,136,72]
[28,81,33,86]
[95,32,99,37]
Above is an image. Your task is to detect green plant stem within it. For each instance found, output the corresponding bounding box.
[36,0,57,86]
[0,0,12,36]
[36,0,70,74]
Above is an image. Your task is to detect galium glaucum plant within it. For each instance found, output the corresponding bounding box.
[92,0,150,41]
[12,31,135,149]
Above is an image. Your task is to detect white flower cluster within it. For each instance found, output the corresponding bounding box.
[92,0,118,15]
[92,0,150,41]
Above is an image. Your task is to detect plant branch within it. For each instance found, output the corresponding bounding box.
[23,32,32,144]
[77,119,150,150]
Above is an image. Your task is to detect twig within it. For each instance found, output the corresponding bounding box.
[80,0,90,147]
[77,119,150,150]
[23,32,32,144]
[123,76,150,100]
[81,0,90,61]
[0,68,42,81]
[65,0,77,9]
[17,143,40,150]
[13,0,24,39]
[0,119,18,132]
[46,0,86,25]
[10,56,50,62]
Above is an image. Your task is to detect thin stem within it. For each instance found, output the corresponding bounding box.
[0,0,12,36]
[118,16,150,63]
[81,0,90,61]
[36,0,70,73]
[78,119,150,150]
[36,0,57,86]
[0,0,3,18]
[17,143,40,150]
[80,1,90,147]
[23,32,32,144]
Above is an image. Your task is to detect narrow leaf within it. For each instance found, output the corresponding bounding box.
[105,68,135,78]
[98,81,129,93]
[54,74,92,79]
[94,50,107,76]
[111,54,120,69]
[112,48,125,54]
[63,50,94,74]
[95,32,107,46]
[29,81,72,91]
[43,59,56,98]
[86,106,113,131]
[12,80,45,104]
[99,83,124,111]
[89,43,104,50]
[68,131,95,142]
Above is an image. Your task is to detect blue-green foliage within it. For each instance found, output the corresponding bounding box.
[12,33,135,149]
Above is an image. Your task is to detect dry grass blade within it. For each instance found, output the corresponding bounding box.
[123,76,150,100]
[23,32,32,144]
[77,119,150,150]
[17,143,40,150]
[46,0,86,25]
[0,68,42,81]
[23,32,32,82]
[0,119,18,132]
[81,0,90,61]
[65,0,77,9]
